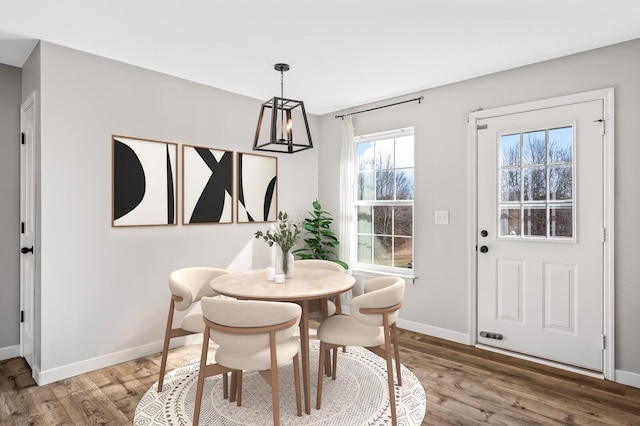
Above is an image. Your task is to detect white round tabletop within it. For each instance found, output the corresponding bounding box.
[210,268,355,302]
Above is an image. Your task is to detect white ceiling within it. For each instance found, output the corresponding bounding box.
[1,1,640,115]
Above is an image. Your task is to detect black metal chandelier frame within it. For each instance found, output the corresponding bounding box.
[253,63,313,154]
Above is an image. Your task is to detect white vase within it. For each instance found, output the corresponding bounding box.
[275,248,295,279]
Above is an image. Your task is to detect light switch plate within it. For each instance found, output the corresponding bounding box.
[435,210,449,225]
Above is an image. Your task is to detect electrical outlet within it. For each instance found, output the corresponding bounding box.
[435,210,449,225]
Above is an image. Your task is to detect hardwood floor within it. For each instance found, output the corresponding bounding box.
[1,329,638,425]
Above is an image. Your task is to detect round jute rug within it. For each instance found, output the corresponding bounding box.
[135,340,426,425]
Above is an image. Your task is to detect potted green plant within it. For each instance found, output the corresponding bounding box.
[293,199,348,269]
[255,211,301,277]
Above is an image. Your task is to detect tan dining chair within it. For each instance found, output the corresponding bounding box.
[315,276,405,426]
[193,297,303,426]
[157,266,229,392]
[293,259,346,318]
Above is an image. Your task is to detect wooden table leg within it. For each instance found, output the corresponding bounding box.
[300,300,311,414]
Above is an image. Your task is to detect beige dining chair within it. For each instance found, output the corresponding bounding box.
[157,266,229,392]
[315,276,405,426]
[293,259,346,318]
[193,297,303,426]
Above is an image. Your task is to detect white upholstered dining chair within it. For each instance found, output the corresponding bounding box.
[193,297,303,426]
[293,259,346,318]
[315,276,405,426]
[157,266,229,392]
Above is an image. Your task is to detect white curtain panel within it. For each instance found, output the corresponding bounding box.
[339,115,355,270]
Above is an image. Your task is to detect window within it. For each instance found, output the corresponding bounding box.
[353,128,414,272]
[499,126,574,239]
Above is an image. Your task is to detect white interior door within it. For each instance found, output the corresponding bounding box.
[20,92,37,370]
[477,99,605,372]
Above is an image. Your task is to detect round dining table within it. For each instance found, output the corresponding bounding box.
[210,267,355,415]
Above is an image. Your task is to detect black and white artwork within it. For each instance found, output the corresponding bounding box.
[237,152,277,223]
[183,145,233,224]
[112,135,177,227]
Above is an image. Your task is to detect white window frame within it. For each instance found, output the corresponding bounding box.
[350,127,415,278]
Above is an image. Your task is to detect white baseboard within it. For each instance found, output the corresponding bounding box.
[34,336,198,386]
[396,318,472,345]
[0,344,20,361]
[615,369,640,389]
[342,305,471,346]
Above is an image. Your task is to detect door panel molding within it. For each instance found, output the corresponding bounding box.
[468,88,615,379]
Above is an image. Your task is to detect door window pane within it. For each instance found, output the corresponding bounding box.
[550,204,573,237]
[523,205,546,237]
[500,208,521,236]
[500,169,521,202]
[549,165,572,200]
[500,134,521,166]
[549,127,573,163]
[523,130,546,165]
[523,166,546,201]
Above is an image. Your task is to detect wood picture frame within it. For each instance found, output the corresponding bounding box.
[182,145,234,224]
[112,135,178,227]
[236,152,277,223]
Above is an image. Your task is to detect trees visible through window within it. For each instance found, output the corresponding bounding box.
[354,128,414,270]
[499,126,574,238]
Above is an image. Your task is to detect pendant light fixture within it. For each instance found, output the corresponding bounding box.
[253,63,313,154]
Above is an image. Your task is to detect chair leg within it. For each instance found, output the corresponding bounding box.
[316,341,327,410]
[193,326,212,426]
[293,353,302,416]
[392,324,402,386]
[332,346,338,381]
[383,321,398,426]
[157,299,176,392]
[237,371,243,407]
[270,366,280,426]
[223,372,228,400]
[229,371,237,403]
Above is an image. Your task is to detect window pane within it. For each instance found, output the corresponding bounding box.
[357,142,374,171]
[549,165,572,200]
[358,171,374,200]
[357,235,372,264]
[357,206,372,233]
[373,206,392,235]
[523,130,546,165]
[500,207,521,236]
[523,205,546,236]
[549,127,573,163]
[376,139,394,169]
[396,168,414,200]
[550,204,573,237]
[395,135,414,168]
[394,237,413,268]
[394,206,412,236]
[523,166,546,201]
[500,169,521,202]
[500,134,520,166]
[373,236,392,266]
[376,170,394,200]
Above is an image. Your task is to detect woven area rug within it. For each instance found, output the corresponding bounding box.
[135,340,426,425]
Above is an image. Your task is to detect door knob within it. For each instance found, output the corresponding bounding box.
[479,245,489,253]
[21,246,33,254]
[480,230,488,237]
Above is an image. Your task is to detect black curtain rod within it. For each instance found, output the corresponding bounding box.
[335,96,424,119]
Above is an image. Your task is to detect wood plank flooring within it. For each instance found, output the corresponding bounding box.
[1,329,638,425]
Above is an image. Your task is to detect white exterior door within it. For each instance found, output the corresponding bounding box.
[20,92,37,370]
[476,98,605,372]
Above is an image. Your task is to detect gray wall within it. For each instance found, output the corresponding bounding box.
[28,41,319,383]
[0,63,21,352]
[318,38,640,382]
